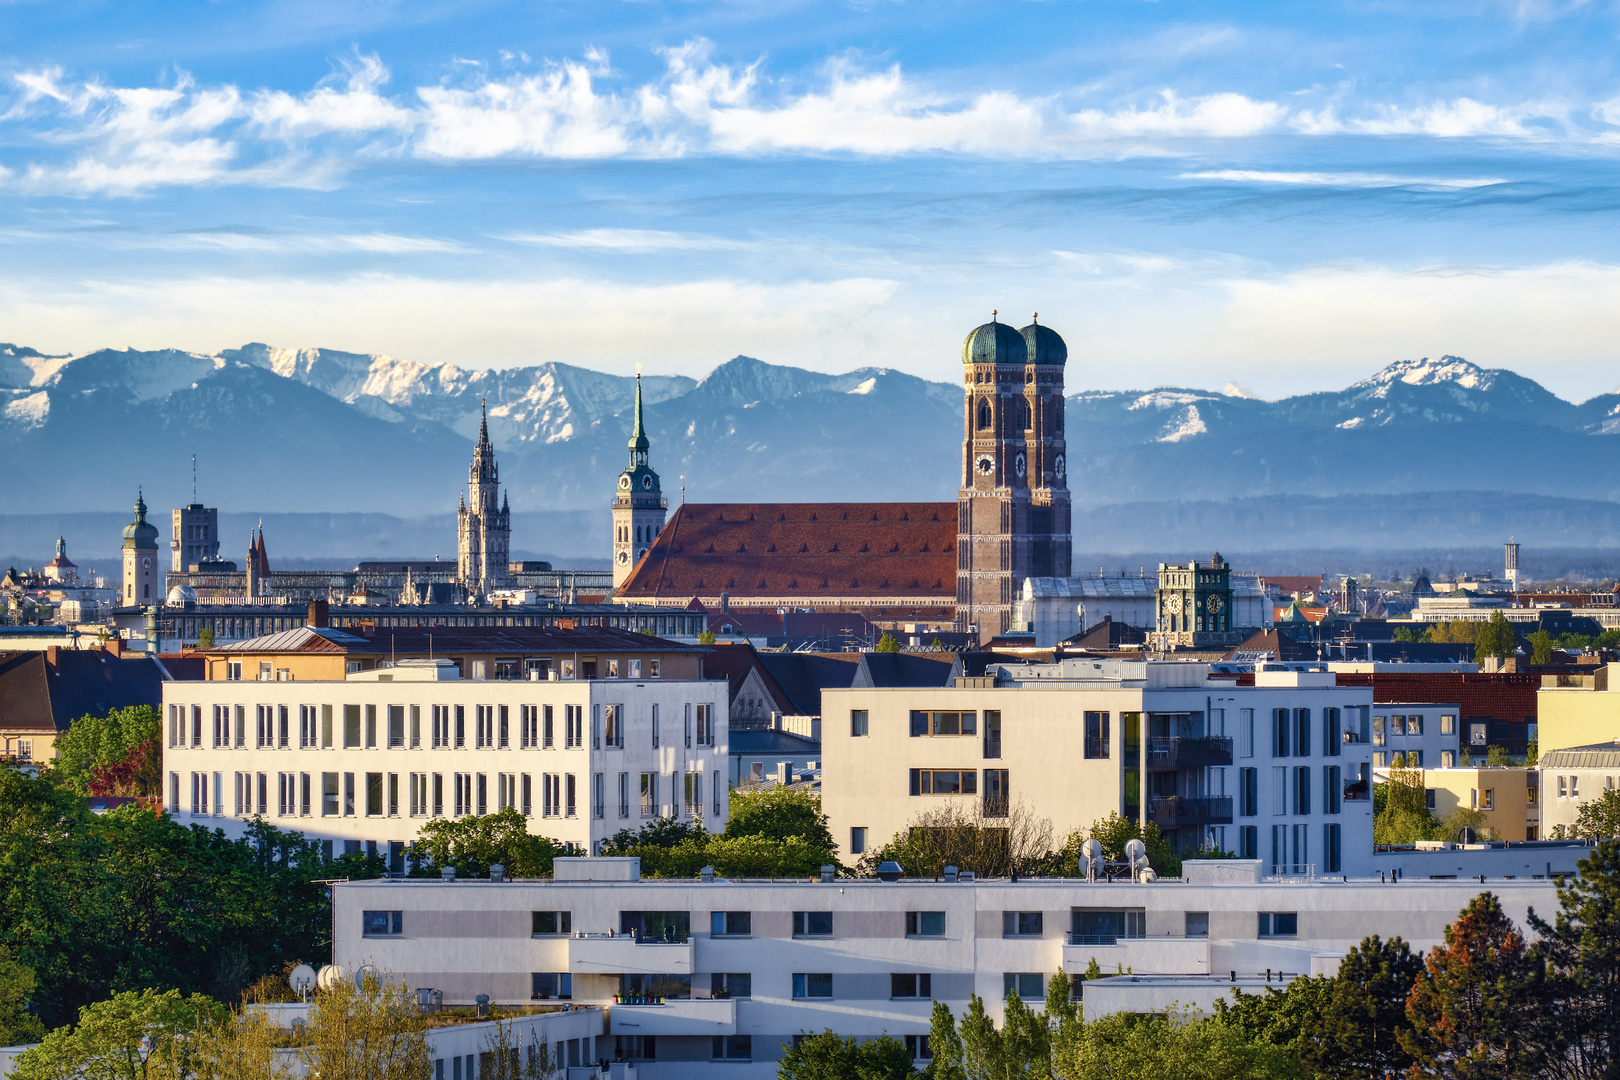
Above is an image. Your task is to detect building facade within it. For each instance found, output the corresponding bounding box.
[821,662,1375,874]
[121,491,161,609]
[613,372,668,590]
[1018,573,1272,649]
[1369,703,1463,769]
[459,403,512,598]
[330,859,1555,1078]
[1154,556,1243,649]
[160,640,729,857]
[957,316,1071,640]
[1540,742,1620,837]
[172,502,221,572]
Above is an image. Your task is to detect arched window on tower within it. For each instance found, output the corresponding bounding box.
[977,399,993,429]
[1023,399,1034,430]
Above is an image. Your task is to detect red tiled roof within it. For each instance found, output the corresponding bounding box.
[1331,672,1540,721]
[614,502,958,603]
[1264,575,1324,596]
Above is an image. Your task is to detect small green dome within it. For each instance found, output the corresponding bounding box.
[1019,322,1067,366]
[122,491,159,546]
[962,319,1028,366]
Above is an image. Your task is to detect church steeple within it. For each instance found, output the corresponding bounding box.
[458,398,512,597]
[611,365,667,591]
[629,372,650,467]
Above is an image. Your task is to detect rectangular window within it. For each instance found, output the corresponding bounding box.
[455,705,466,748]
[1002,912,1043,937]
[1324,823,1342,874]
[521,773,532,816]
[432,773,443,817]
[386,705,404,749]
[531,973,572,1001]
[362,910,403,936]
[1483,788,1495,810]
[1325,766,1341,814]
[792,973,832,999]
[983,769,1009,817]
[532,911,572,935]
[908,769,978,795]
[604,705,624,749]
[593,772,604,819]
[476,772,488,815]
[321,772,339,817]
[905,1035,932,1061]
[343,772,356,816]
[366,772,383,816]
[344,705,361,749]
[410,705,420,749]
[712,1035,751,1061]
[891,973,932,998]
[1272,767,1286,815]
[619,773,630,818]
[1272,709,1289,757]
[300,773,311,816]
[652,703,660,749]
[640,773,658,816]
[1239,708,1254,758]
[1407,714,1423,736]
[1185,912,1210,938]
[1323,708,1340,757]
[1084,711,1109,758]
[1441,714,1456,735]
[1470,722,1489,747]
[710,911,751,937]
[1071,908,1146,943]
[1239,767,1258,817]
[649,659,660,679]
[684,771,703,817]
[696,703,715,746]
[711,973,750,999]
[1258,912,1299,938]
[850,827,867,855]
[905,911,946,937]
[792,911,833,937]
[565,773,576,817]
[543,705,554,748]
[1240,824,1257,859]
[365,704,377,749]
[851,710,869,737]
[1295,709,1311,757]
[1003,973,1044,1000]
[499,705,510,748]
[1294,766,1311,815]
[1390,715,1406,736]
[911,711,978,736]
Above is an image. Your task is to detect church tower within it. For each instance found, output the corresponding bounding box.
[121,491,160,608]
[458,401,512,597]
[612,370,667,589]
[956,312,1071,639]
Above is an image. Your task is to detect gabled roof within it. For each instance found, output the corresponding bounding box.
[757,652,863,715]
[613,502,958,602]
[854,651,959,689]
[205,623,708,657]
[1223,630,1321,662]
[0,650,187,735]
[702,643,796,714]
[214,626,369,653]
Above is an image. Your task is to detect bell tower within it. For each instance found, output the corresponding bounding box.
[121,490,160,609]
[956,312,1071,639]
[612,368,667,589]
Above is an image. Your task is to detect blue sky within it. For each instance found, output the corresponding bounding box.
[6,0,1620,399]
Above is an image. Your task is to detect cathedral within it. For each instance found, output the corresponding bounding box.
[458,402,512,597]
[610,314,1072,640]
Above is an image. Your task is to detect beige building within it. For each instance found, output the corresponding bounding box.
[1540,743,1620,837]
[821,660,1375,876]
[1417,766,1539,841]
[1538,664,1620,753]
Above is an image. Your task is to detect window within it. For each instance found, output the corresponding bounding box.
[533,911,571,936]
[695,703,715,746]
[909,769,978,795]
[1442,750,1456,768]
[1239,708,1254,758]
[321,772,339,817]
[712,1035,751,1061]
[1294,767,1311,815]
[792,911,832,937]
[1407,714,1423,736]
[684,770,703,816]
[1240,825,1258,859]
[711,973,751,999]
[538,705,552,748]
[1071,908,1145,943]
[711,911,751,937]
[1185,912,1209,938]
[1272,709,1290,757]
[1372,716,1386,746]
[1240,767,1258,817]
[1273,767,1286,815]
[1295,708,1311,757]
[531,973,571,1000]
[652,704,660,749]
[455,705,466,748]
[905,1035,932,1060]
[1325,766,1341,814]
[1441,714,1456,735]
[366,772,384,817]
[1004,973,1044,999]
[1470,722,1489,747]
[983,769,1009,817]
[565,705,583,749]
[1003,912,1043,937]
[850,827,867,855]
[618,773,630,818]
[565,773,576,817]
[1390,715,1406,736]
[640,773,658,816]
[1572,775,1581,798]
[1258,912,1298,938]
[910,711,978,736]
[851,710,869,737]
[604,705,624,749]
[891,973,932,998]
[1084,712,1109,758]
[1482,788,1495,810]
[343,705,361,749]
[593,772,604,819]
[615,1035,656,1061]
[363,910,402,936]
[792,973,832,999]
[1324,823,1342,874]
[902,912,947,939]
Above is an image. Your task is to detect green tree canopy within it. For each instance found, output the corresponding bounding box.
[1474,610,1520,661]
[777,1030,915,1080]
[49,705,161,796]
[874,632,901,653]
[12,988,227,1080]
[1574,790,1620,840]
[723,786,835,851]
[0,945,45,1045]
[412,807,578,878]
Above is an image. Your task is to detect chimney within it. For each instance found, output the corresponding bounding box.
[105,637,125,658]
[307,600,330,628]
[45,646,60,668]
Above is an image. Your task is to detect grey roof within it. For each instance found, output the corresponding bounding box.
[855,652,958,689]
[729,730,819,755]
[1540,743,1620,768]
[215,626,370,652]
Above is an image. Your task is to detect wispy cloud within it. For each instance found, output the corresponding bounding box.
[504,228,753,252]
[1180,169,1508,189]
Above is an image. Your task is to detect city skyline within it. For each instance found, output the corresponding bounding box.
[4,2,1620,399]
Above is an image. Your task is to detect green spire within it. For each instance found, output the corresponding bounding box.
[628,371,650,457]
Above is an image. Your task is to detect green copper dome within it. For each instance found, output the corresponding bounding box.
[962,318,1028,366]
[122,491,159,546]
[1019,321,1067,366]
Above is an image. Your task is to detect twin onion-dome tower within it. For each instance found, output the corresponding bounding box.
[956,312,1071,638]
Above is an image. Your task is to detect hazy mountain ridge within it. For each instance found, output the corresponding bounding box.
[3,344,1619,514]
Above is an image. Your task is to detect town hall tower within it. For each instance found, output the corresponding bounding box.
[458,402,512,596]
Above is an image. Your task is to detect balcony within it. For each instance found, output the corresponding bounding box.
[1146,736,1233,768]
[1147,796,1233,828]
[608,998,736,1037]
[566,933,693,976]
[1062,936,1211,976]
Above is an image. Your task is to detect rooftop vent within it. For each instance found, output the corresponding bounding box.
[876,861,903,882]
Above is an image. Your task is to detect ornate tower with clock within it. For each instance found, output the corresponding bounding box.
[457,401,512,597]
[956,312,1072,639]
[1154,554,1240,649]
[612,370,667,589]
[121,490,160,609]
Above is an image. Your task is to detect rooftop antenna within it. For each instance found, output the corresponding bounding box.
[191,454,197,503]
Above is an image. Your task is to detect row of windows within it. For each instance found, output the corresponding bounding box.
[1236,765,1360,817]
[173,767,722,821]
[227,657,668,682]
[1229,823,1343,874]
[166,702,715,751]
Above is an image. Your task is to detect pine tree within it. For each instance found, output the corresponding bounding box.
[1324,935,1423,1078]
[1525,839,1620,1077]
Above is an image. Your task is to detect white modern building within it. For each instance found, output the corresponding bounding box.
[160,658,730,860]
[1018,574,1272,648]
[329,856,1558,1078]
[821,660,1376,876]
[1369,702,1463,769]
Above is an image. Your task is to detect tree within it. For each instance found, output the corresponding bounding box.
[413,807,577,878]
[1486,745,1517,768]
[49,706,161,796]
[698,630,717,645]
[11,988,227,1080]
[1394,626,1420,643]
[0,945,45,1045]
[1323,935,1424,1078]
[298,974,433,1080]
[778,1030,915,1080]
[1525,839,1620,1079]
[1215,976,1335,1075]
[1402,892,1536,1078]
[186,1007,293,1080]
[724,786,836,852]
[1526,739,1539,767]
[1474,611,1520,661]
[478,1016,557,1079]
[195,626,216,649]
[1052,1009,1300,1080]
[1064,812,1180,877]
[1530,630,1555,665]
[1375,764,1440,845]
[1575,791,1620,840]
[875,632,901,653]
[863,801,1054,879]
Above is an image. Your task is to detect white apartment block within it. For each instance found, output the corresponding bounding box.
[822,661,1376,876]
[1370,702,1463,769]
[160,661,730,859]
[330,857,1556,1079]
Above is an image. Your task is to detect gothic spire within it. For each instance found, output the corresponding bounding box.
[477,398,491,450]
[629,370,650,455]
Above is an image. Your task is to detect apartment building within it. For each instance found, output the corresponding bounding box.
[160,627,729,858]
[1540,743,1620,837]
[821,660,1376,876]
[330,856,1555,1079]
[1415,766,1539,841]
[1369,703,1462,769]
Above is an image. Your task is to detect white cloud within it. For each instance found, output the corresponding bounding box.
[504,229,753,253]
[1180,169,1506,189]
[413,60,634,159]
[1295,97,1562,138]
[248,53,413,140]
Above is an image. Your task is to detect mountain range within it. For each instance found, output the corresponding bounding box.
[4,341,1620,544]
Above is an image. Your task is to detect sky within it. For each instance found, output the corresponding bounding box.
[5,0,1620,400]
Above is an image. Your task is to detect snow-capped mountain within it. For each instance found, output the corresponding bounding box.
[3,344,1619,517]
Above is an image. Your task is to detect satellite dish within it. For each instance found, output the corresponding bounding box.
[355,964,380,990]
[1456,827,1477,845]
[1080,839,1102,860]
[288,965,316,994]
[317,964,348,991]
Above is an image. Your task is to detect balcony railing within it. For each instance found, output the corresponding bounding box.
[1343,782,1371,802]
[1084,737,1110,760]
[1146,736,1233,768]
[1147,796,1234,827]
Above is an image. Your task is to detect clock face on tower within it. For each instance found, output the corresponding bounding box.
[616,550,630,565]
[1165,593,1183,614]
[141,556,152,570]
[1014,452,1026,479]
[641,474,653,490]
[1206,594,1225,613]
[975,455,995,476]
[618,475,631,490]
[1054,454,1066,481]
